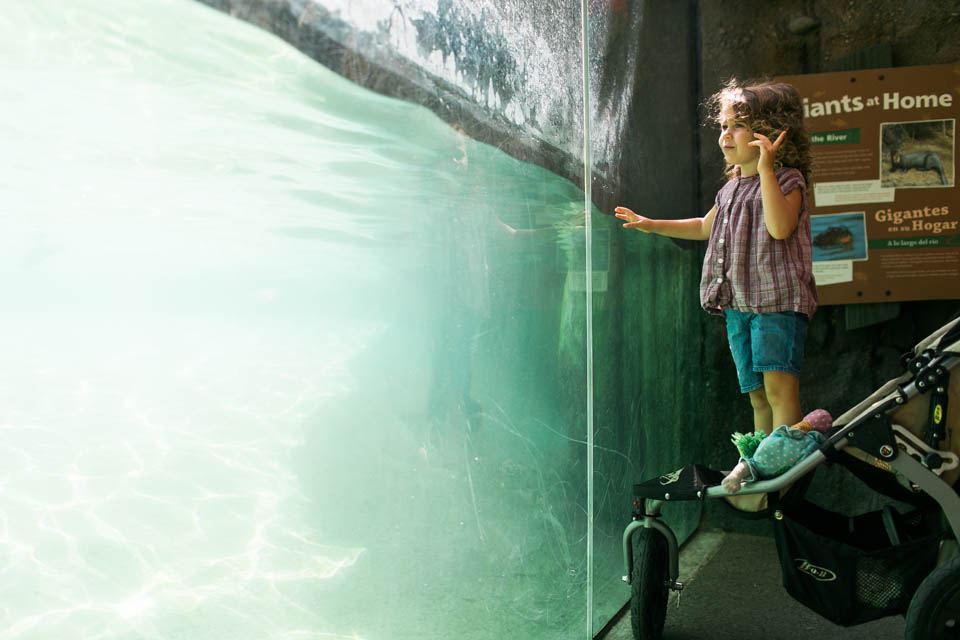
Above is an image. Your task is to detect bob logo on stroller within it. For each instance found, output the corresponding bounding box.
[794,559,837,582]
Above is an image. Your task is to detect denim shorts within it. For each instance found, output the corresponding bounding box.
[724,309,809,393]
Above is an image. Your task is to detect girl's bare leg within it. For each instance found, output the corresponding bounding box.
[762,370,802,430]
[748,387,773,434]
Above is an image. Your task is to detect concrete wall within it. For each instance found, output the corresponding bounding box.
[195,0,597,190]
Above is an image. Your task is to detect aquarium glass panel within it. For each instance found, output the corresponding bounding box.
[0,1,596,638]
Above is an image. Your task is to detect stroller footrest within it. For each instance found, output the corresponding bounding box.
[633,464,726,501]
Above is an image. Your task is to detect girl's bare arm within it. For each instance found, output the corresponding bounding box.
[752,131,802,239]
[759,180,802,239]
[614,205,716,241]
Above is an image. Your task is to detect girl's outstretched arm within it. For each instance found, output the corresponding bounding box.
[752,130,802,239]
[614,205,716,241]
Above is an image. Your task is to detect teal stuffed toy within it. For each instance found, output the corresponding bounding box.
[722,409,833,494]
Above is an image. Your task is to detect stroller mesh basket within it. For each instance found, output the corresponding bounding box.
[773,499,946,626]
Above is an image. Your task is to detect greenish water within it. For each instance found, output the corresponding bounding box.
[0,1,629,638]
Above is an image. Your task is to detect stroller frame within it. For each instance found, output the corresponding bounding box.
[621,314,960,639]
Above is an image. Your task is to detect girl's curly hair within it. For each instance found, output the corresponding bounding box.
[706,77,813,185]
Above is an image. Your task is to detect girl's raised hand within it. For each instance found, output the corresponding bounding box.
[614,206,653,232]
[750,129,787,174]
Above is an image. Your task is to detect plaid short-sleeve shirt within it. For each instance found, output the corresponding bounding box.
[699,168,818,318]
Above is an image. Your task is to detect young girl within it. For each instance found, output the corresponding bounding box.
[615,78,817,435]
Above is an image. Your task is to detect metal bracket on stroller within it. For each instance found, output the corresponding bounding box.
[833,409,900,462]
[892,423,959,475]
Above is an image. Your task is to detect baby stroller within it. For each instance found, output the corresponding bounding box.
[622,313,960,640]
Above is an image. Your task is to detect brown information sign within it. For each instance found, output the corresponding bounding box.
[779,62,960,306]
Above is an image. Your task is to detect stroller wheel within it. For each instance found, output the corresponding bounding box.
[904,555,960,639]
[630,528,668,640]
